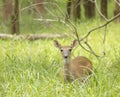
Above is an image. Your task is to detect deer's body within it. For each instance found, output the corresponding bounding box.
[70,56,92,81]
[54,40,92,82]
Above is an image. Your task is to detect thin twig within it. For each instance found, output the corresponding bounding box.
[25,1,120,57]
[114,0,120,6]
[94,0,108,21]
[80,12,120,41]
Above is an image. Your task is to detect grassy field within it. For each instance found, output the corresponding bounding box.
[0,20,120,97]
[0,0,120,97]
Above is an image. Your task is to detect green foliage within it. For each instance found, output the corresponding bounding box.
[0,0,115,34]
[0,1,120,97]
[0,21,120,97]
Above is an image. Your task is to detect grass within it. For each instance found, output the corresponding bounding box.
[0,21,120,97]
[0,1,120,97]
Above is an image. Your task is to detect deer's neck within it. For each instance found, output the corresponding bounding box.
[63,58,71,81]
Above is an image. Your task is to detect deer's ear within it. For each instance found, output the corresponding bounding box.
[54,40,61,48]
[71,40,77,48]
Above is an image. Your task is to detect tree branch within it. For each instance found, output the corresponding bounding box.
[22,1,120,57]
[80,12,120,41]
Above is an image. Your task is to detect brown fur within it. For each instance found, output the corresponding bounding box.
[70,56,92,81]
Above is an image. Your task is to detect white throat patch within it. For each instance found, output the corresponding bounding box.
[64,58,70,64]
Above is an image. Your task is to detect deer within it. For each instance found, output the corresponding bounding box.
[54,40,92,82]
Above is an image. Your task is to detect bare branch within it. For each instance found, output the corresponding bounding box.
[114,0,120,6]
[80,12,120,41]
[94,0,108,21]
[23,1,120,57]
[34,18,74,32]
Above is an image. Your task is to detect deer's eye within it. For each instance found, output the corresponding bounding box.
[60,49,63,52]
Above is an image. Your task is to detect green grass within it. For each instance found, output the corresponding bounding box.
[0,0,120,97]
[0,21,120,97]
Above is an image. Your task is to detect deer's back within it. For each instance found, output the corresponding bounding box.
[70,56,92,81]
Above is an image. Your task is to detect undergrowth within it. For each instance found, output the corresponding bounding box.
[0,22,120,97]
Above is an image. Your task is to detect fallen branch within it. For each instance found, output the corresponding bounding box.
[0,33,67,40]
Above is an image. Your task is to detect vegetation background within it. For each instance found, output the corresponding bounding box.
[0,0,120,97]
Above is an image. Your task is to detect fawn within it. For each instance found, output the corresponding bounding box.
[54,40,92,82]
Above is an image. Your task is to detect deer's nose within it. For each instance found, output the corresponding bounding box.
[64,56,68,58]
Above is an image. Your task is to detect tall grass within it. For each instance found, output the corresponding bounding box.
[0,21,120,97]
[0,0,120,97]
